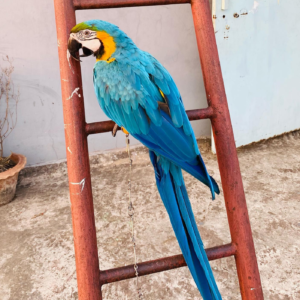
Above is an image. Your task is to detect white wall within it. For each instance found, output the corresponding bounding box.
[213,0,300,148]
[0,1,65,165]
[1,0,299,165]
[0,2,209,166]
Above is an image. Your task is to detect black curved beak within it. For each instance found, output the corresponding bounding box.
[68,36,82,62]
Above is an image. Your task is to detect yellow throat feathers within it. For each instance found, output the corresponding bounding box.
[96,31,116,63]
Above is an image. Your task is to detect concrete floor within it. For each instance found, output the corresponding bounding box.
[0,131,300,300]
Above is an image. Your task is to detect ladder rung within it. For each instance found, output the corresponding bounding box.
[74,0,190,10]
[99,243,236,285]
[85,107,214,135]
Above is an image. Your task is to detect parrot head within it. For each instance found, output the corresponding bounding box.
[68,20,125,63]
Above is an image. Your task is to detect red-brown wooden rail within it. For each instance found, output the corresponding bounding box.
[53,0,264,299]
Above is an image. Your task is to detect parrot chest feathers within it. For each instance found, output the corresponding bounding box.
[93,60,167,135]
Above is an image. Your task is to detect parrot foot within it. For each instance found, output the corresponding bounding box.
[112,123,120,137]
[121,127,129,135]
[112,124,129,137]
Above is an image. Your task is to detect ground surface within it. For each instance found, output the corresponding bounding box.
[0,131,299,300]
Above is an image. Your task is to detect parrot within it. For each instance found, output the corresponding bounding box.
[68,20,222,300]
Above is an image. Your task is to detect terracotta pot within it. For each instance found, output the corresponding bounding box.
[0,153,26,206]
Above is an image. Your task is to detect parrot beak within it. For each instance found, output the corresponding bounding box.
[68,34,82,61]
[68,33,101,62]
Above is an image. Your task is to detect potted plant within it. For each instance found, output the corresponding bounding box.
[0,56,26,206]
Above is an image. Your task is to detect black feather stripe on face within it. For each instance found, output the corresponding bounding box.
[95,42,104,59]
[81,47,93,57]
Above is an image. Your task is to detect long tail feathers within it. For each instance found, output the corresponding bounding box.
[149,151,222,300]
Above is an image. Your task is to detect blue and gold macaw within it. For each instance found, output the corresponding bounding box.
[68,20,221,300]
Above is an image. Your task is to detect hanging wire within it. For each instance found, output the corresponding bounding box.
[125,134,144,300]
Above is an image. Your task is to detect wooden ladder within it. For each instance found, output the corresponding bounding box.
[53,0,264,299]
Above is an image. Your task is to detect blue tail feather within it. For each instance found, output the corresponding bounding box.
[149,151,222,300]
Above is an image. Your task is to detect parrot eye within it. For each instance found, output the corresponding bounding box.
[78,30,92,40]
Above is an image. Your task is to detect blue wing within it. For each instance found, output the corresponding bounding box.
[93,52,220,199]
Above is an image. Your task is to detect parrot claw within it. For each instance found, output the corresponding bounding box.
[112,123,120,137]
[112,124,129,137]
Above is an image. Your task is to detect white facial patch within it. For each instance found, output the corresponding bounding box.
[81,39,101,53]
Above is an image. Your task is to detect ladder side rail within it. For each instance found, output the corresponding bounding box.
[190,0,264,299]
[54,0,102,299]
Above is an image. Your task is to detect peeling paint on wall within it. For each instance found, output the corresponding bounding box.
[249,1,259,13]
